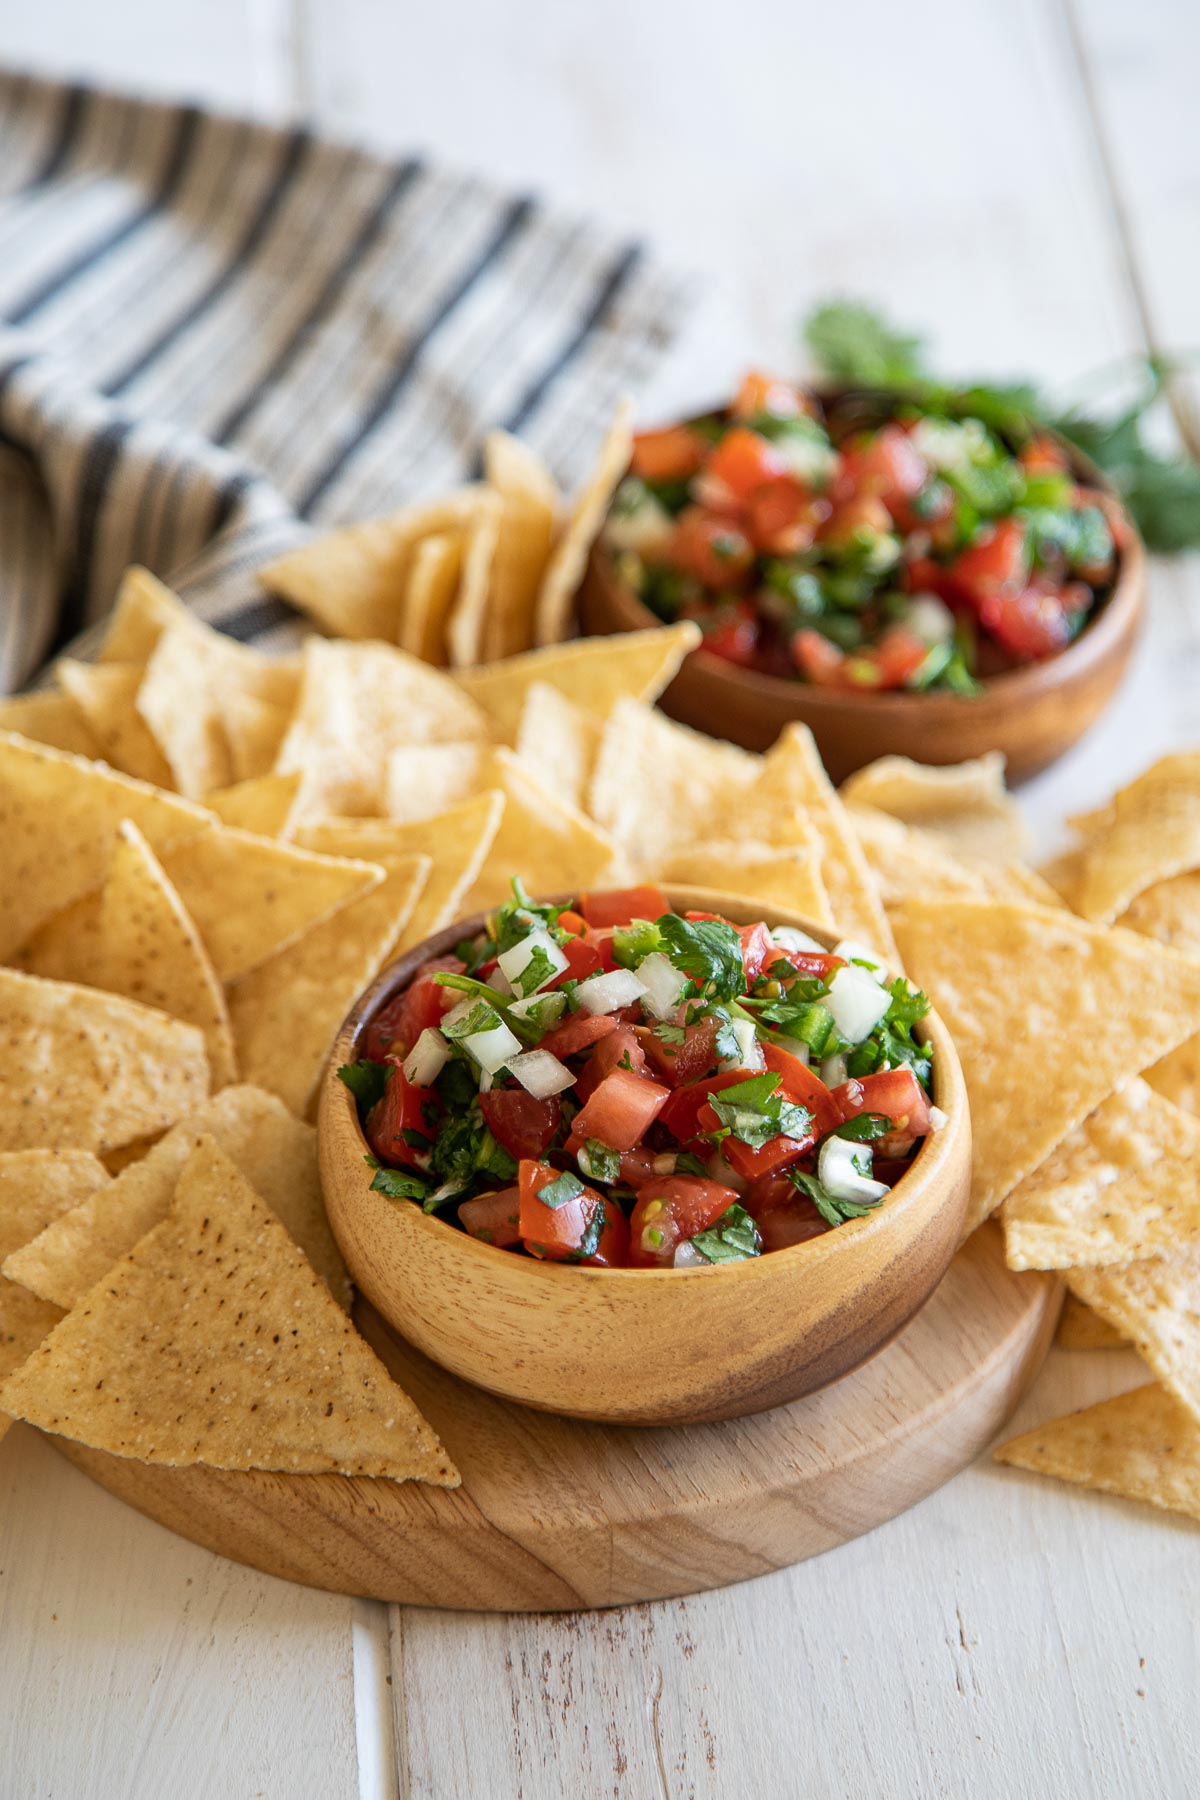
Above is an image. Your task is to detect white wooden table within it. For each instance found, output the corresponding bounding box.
[2,3,1199,1794]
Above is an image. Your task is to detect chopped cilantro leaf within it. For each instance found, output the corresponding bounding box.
[514,943,556,997]
[336,1059,390,1111]
[652,1020,687,1048]
[441,1000,501,1041]
[429,1102,517,1195]
[674,1151,711,1178]
[656,913,745,1001]
[583,1139,621,1184]
[536,1170,586,1209]
[707,1072,814,1150]
[690,1203,762,1264]
[369,1167,431,1203]
[572,1197,607,1260]
[790,1168,886,1227]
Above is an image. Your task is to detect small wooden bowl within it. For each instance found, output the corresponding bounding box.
[578,415,1145,785]
[319,890,971,1426]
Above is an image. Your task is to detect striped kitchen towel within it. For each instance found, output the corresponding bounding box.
[0,71,690,690]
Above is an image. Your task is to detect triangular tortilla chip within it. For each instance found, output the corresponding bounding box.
[512,681,601,815]
[1002,1080,1200,1270]
[1057,1292,1126,1350]
[1067,1252,1200,1424]
[258,493,483,641]
[0,1137,457,1484]
[468,749,622,912]
[384,744,490,824]
[1039,845,1086,912]
[589,699,760,872]
[480,432,558,662]
[446,490,502,668]
[657,839,833,926]
[995,1384,1200,1524]
[20,820,235,1088]
[206,771,304,836]
[841,752,1028,864]
[96,566,187,665]
[222,691,294,784]
[0,691,99,759]
[275,637,490,816]
[54,660,175,788]
[296,791,505,953]
[849,804,989,907]
[0,1149,110,1444]
[397,532,464,665]
[1075,753,1200,923]
[535,399,633,645]
[1118,871,1200,959]
[136,621,301,800]
[891,898,1200,1233]
[456,622,700,744]
[228,853,430,1117]
[3,1085,349,1312]
[0,967,209,1154]
[1145,1037,1200,1116]
[0,731,212,961]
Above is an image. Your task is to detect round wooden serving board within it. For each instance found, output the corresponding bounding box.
[50,1225,1059,1612]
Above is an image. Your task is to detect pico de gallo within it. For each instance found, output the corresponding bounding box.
[603,372,1124,692]
[338,880,946,1269]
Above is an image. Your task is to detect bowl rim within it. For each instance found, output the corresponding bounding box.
[321,886,970,1285]
[586,384,1145,713]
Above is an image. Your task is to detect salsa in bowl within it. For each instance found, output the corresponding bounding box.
[318,886,971,1425]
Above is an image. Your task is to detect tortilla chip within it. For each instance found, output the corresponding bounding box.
[841,752,1028,865]
[446,490,502,669]
[0,967,209,1154]
[96,566,187,664]
[229,852,430,1117]
[136,623,300,800]
[480,432,559,661]
[54,660,175,788]
[0,731,212,961]
[0,1150,110,1443]
[0,691,99,759]
[258,493,483,641]
[456,621,700,745]
[535,399,633,645]
[849,804,989,907]
[20,820,235,1088]
[509,681,601,816]
[223,692,294,784]
[0,1136,457,1484]
[465,753,621,912]
[1145,1038,1200,1115]
[737,724,897,960]
[589,698,760,871]
[1074,753,1200,923]
[396,532,463,666]
[1068,1253,1200,1424]
[658,840,834,926]
[275,637,490,816]
[891,898,1200,1234]
[384,744,489,823]
[1001,1080,1200,1270]
[1057,1292,1127,1350]
[3,1084,350,1312]
[206,771,304,836]
[296,791,505,953]
[1117,871,1200,959]
[995,1384,1200,1523]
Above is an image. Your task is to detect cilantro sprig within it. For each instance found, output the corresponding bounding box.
[706,1072,813,1150]
[690,1203,762,1264]
[790,1168,887,1228]
[337,1059,391,1112]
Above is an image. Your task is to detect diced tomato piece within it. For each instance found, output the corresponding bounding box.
[1020,435,1069,475]
[364,1064,440,1170]
[563,1131,666,1191]
[628,1175,739,1267]
[834,1067,931,1156]
[746,477,825,556]
[459,1185,522,1248]
[630,425,708,484]
[695,1052,833,1179]
[762,1043,844,1137]
[557,909,586,937]
[737,920,776,985]
[518,1159,607,1261]
[979,585,1073,662]
[871,624,929,689]
[363,956,463,1060]
[754,1193,830,1251]
[766,944,845,985]
[703,598,761,667]
[584,927,620,971]
[552,935,602,986]
[949,516,1029,602]
[731,370,807,420]
[818,493,894,553]
[792,627,846,687]
[574,1026,645,1102]
[669,507,756,589]
[657,1070,750,1143]
[580,886,669,929]
[704,426,788,500]
[715,1127,814,1182]
[838,424,928,514]
[638,1016,720,1089]
[538,1012,619,1060]
[478,1088,561,1160]
[587,1203,630,1268]
[572,1067,669,1152]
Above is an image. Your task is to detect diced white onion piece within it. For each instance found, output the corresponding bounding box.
[604,482,675,555]
[635,951,689,1020]
[719,1017,765,1073]
[770,925,827,955]
[821,1052,848,1087]
[478,1068,494,1093]
[441,998,523,1075]
[774,432,838,486]
[929,1104,949,1132]
[508,989,567,1028]
[506,1048,576,1098]
[402,1027,451,1087]
[673,1240,710,1269]
[574,968,646,1016]
[826,964,891,1044]
[818,1136,889,1204]
[497,926,568,996]
[833,939,889,984]
[907,593,956,647]
[487,965,514,997]
[775,1035,811,1065]
[652,1152,680,1176]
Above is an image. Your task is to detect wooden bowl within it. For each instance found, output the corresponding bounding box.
[319,890,971,1426]
[577,418,1145,785]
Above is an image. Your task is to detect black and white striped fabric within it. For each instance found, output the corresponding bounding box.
[0,72,690,690]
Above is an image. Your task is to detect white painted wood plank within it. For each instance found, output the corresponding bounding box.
[0,1424,360,1800]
